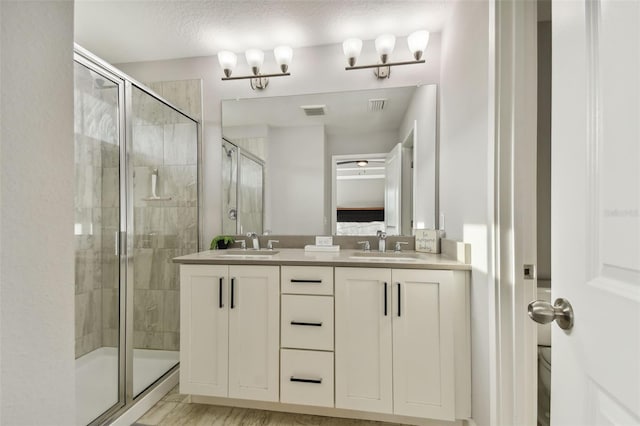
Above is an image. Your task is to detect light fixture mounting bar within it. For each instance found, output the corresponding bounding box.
[221,72,290,81]
[345,59,425,71]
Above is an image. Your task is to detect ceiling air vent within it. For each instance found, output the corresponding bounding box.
[368,98,387,112]
[301,105,326,116]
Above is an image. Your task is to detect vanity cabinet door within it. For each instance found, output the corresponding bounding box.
[335,267,393,414]
[179,265,229,397]
[391,269,455,420]
[228,265,280,402]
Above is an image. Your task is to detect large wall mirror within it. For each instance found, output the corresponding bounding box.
[221,85,437,236]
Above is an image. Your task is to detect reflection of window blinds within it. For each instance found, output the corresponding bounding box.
[337,207,384,222]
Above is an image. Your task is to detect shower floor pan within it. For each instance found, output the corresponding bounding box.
[75,347,178,426]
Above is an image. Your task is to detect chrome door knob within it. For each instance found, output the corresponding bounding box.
[527,298,574,331]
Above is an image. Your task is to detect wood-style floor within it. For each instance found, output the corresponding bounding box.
[134,386,407,426]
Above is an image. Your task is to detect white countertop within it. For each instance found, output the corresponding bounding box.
[173,248,471,270]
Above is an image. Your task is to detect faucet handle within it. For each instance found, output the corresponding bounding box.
[267,240,279,250]
[394,241,409,252]
[238,240,247,250]
[357,241,371,251]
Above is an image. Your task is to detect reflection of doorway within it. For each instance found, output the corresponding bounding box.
[332,153,386,235]
[331,139,414,237]
[400,126,415,236]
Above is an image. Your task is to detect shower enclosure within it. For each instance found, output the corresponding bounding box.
[74,46,199,425]
[221,138,264,235]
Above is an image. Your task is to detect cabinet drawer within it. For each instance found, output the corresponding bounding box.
[281,295,333,350]
[281,349,334,407]
[281,266,333,295]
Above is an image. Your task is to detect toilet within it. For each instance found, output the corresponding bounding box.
[536,283,552,426]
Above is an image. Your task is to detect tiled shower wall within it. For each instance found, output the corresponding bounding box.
[130,80,201,351]
[75,76,201,357]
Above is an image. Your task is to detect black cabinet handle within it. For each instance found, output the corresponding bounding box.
[397,282,401,317]
[384,282,388,316]
[219,277,224,308]
[230,277,235,309]
[290,376,322,384]
[290,279,322,284]
[290,321,323,327]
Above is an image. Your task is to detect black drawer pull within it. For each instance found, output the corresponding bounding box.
[290,321,323,327]
[231,277,235,309]
[383,282,388,316]
[219,277,224,309]
[290,376,322,384]
[290,279,322,284]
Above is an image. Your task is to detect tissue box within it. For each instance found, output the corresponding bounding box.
[415,229,445,253]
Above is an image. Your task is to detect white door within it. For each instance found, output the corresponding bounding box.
[179,265,229,397]
[392,269,455,420]
[385,143,402,235]
[552,1,640,424]
[228,265,280,402]
[335,267,393,413]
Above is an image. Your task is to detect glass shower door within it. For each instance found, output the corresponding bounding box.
[130,86,198,397]
[238,152,264,234]
[73,61,124,425]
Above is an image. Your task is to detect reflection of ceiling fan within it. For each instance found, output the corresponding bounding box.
[336,159,385,167]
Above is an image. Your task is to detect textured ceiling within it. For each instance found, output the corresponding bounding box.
[74,0,447,64]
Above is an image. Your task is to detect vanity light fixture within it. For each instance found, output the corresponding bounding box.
[343,30,429,79]
[218,46,293,90]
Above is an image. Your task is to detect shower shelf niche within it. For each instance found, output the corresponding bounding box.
[143,168,173,201]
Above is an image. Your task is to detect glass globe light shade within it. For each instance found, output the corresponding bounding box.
[375,34,396,63]
[274,46,293,73]
[407,30,430,60]
[342,38,363,66]
[217,51,237,77]
[245,49,264,75]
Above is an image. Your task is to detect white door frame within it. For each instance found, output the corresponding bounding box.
[331,153,387,235]
[492,1,539,425]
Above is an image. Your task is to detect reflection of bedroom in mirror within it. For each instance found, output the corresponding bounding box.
[221,84,437,236]
[332,129,415,236]
[334,154,386,236]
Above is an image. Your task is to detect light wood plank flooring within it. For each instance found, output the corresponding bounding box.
[134,386,408,426]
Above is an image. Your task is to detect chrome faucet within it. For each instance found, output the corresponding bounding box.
[376,230,387,252]
[357,241,371,251]
[394,241,409,252]
[247,232,260,250]
[267,239,279,250]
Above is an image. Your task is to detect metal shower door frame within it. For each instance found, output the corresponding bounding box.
[236,146,265,235]
[73,51,129,426]
[74,44,201,425]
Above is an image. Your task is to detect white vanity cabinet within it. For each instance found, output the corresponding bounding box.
[179,264,280,402]
[335,267,466,421]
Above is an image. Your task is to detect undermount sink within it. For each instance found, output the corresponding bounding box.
[218,249,279,256]
[349,251,421,262]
